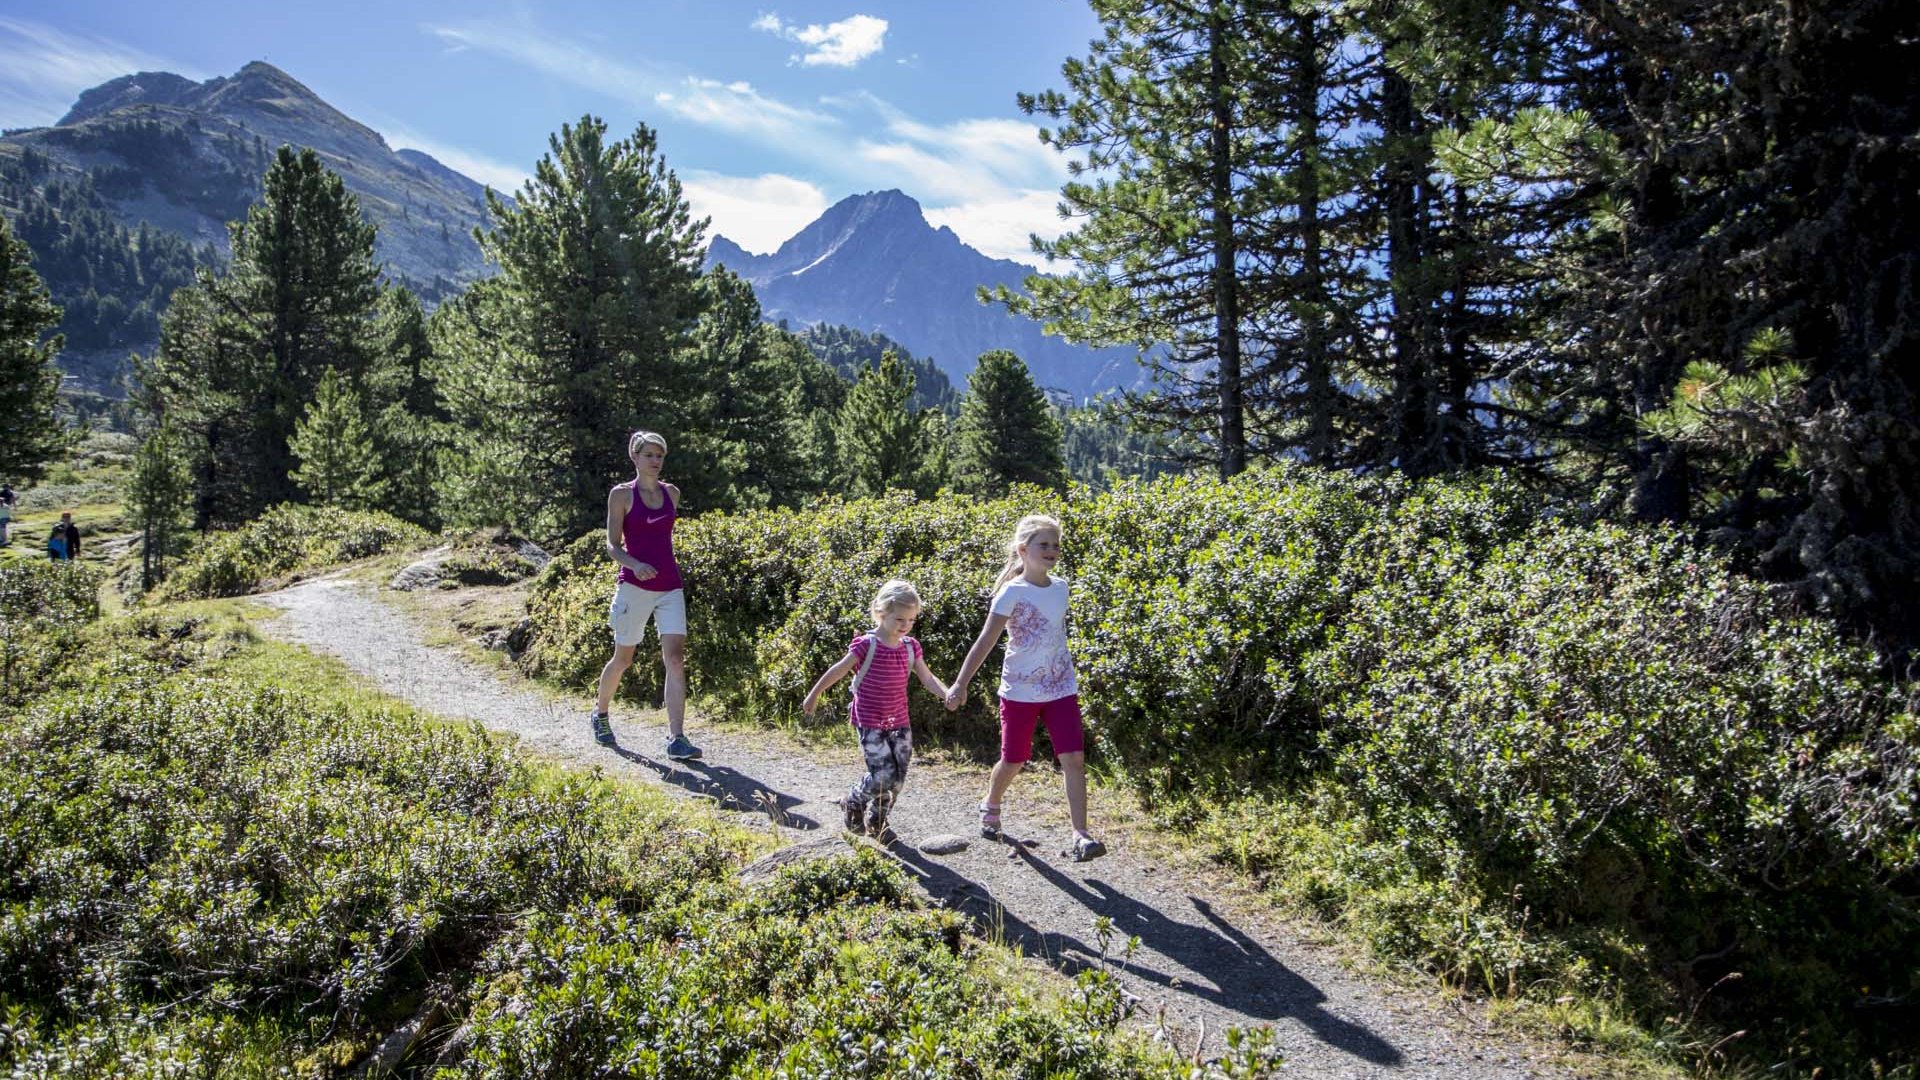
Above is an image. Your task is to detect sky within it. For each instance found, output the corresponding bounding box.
[0,2,1106,265]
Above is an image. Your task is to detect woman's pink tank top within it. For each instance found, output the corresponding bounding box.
[618,483,682,591]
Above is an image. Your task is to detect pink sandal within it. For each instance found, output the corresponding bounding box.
[978,804,1002,840]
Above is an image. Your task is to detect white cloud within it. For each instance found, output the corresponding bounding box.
[430,21,840,159]
[378,123,532,194]
[0,16,185,129]
[752,13,888,68]
[924,189,1069,270]
[847,95,1066,203]
[682,171,829,255]
[425,19,1073,236]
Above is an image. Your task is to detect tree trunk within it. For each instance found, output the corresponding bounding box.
[1294,7,1333,465]
[1209,9,1247,479]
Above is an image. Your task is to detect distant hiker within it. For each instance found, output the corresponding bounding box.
[0,484,13,546]
[588,431,699,760]
[803,579,950,840]
[46,515,74,561]
[947,513,1105,861]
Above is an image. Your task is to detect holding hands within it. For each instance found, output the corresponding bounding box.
[944,680,967,711]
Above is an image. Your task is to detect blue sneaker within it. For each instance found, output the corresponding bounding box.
[664,733,702,761]
[588,711,615,746]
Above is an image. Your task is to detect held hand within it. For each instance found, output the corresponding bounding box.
[944,685,965,711]
[802,695,818,720]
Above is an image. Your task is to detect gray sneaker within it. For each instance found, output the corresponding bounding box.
[664,733,702,761]
[588,711,615,746]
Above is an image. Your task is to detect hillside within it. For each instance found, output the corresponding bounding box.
[708,190,1140,401]
[0,62,495,389]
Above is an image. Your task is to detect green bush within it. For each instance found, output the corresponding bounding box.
[155,503,430,599]
[519,466,1918,1071]
[0,559,101,705]
[0,667,739,1075]
[448,849,1179,1079]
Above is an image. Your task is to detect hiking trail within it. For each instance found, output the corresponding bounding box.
[260,574,1575,1079]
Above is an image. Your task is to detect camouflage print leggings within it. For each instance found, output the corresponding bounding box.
[847,726,913,810]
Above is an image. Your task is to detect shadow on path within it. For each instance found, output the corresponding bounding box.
[609,744,820,829]
[1007,843,1403,1065]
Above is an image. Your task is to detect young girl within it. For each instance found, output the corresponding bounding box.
[803,579,949,839]
[947,514,1106,861]
[589,431,699,761]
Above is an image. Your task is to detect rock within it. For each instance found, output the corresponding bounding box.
[504,617,534,655]
[389,545,453,591]
[739,835,856,885]
[919,834,970,855]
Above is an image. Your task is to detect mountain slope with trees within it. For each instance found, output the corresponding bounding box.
[0,62,495,389]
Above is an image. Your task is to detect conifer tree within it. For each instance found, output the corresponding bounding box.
[290,367,385,509]
[124,423,192,591]
[436,116,706,540]
[0,214,65,484]
[997,0,1291,478]
[366,287,442,526]
[951,350,1068,493]
[836,353,937,497]
[137,146,381,523]
[673,269,824,510]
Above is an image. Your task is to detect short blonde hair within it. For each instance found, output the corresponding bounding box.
[869,578,922,620]
[628,431,667,455]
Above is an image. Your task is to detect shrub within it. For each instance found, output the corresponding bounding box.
[0,668,738,1074]
[517,465,1918,1071]
[155,503,429,599]
[0,559,101,705]
[450,849,1182,1079]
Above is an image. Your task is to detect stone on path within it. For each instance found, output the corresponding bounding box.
[918,834,970,855]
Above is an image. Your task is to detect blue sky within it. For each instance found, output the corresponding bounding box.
[0,2,1105,264]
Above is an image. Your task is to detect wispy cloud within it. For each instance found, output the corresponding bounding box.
[373,119,532,194]
[425,19,1071,261]
[427,20,840,159]
[842,93,1067,203]
[682,171,828,255]
[925,189,1068,269]
[752,13,888,68]
[0,16,185,129]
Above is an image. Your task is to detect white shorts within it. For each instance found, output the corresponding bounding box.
[609,584,687,646]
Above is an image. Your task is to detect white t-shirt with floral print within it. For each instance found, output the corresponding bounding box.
[990,573,1078,703]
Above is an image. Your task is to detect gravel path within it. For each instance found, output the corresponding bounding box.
[259,575,1573,1078]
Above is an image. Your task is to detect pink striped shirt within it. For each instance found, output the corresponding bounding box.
[847,634,920,731]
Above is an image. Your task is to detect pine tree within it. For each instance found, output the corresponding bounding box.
[137,146,381,523]
[366,287,442,526]
[0,214,65,484]
[672,269,825,510]
[997,0,1292,478]
[951,350,1068,493]
[124,423,192,591]
[436,116,706,541]
[290,367,385,509]
[836,353,937,497]
[1560,0,1920,648]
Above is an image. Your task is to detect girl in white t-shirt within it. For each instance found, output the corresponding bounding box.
[946,514,1105,861]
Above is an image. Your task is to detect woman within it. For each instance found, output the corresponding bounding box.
[587,431,700,760]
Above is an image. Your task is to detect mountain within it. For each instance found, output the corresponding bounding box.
[0,62,497,390]
[704,190,1138,400]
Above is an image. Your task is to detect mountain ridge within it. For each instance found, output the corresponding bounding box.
[706,190,1136,399]
[1,61,496,388]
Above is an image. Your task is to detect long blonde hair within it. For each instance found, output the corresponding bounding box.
[993,514,1062,592]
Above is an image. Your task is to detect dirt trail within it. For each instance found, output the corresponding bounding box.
[259,575,1572,1078]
